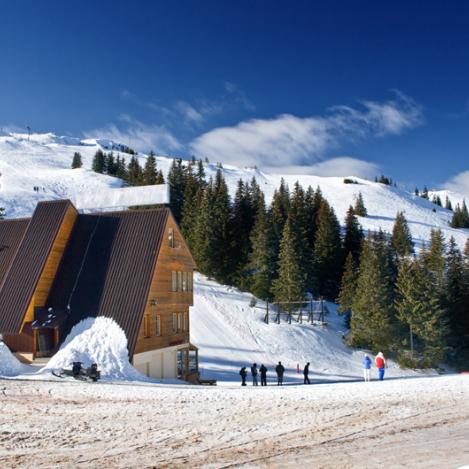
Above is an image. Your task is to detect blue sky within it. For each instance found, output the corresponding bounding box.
[1,0,468,189]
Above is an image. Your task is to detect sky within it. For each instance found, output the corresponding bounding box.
[0,0,468,191]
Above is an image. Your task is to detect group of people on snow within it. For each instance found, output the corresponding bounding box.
[239,361,310,386]
[239,353,386,386]
[363,352,386,382]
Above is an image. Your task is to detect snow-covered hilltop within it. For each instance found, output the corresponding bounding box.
[1,131,467,249]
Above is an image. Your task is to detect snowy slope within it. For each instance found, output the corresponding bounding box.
[1,131,467,249]
[190,273,432,383]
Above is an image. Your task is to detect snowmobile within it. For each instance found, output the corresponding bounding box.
[52,362,101,382]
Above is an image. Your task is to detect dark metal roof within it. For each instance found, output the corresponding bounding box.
[0,200,72,333]
[0,218,30,289]
[47,208,169,356]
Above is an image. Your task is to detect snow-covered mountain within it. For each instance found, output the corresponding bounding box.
[1,132,468,250]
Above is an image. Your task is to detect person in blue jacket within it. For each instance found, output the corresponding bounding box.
[362,354,372,382]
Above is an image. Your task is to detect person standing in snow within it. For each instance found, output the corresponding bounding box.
[259,364,268,386]
[275,361,285,386]
[303,362,311,384]
[239,366,247,386]
[251,363,258,386]
[375,352,386,381]
[362,355,372,382]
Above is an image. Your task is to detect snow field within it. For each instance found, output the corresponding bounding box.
[190,273,433,383]
[0,375,468,468]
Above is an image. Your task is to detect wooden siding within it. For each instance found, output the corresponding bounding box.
[134,214,196,355]
[33,204,77,308]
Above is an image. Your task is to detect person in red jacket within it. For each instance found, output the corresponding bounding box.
[375,352,386,381]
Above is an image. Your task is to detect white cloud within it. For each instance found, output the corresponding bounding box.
[190,92,422,170]
[85,117,182,154]
[444,170,469,197]
[263,157,379,179]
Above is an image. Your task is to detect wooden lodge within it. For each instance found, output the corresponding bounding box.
[0,200,199,381]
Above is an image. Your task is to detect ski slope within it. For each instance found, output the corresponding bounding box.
[190,273,432,383]
[0,131,468,249]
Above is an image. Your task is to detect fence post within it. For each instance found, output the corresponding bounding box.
[265,301,269,324]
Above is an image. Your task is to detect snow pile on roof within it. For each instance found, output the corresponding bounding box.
[44,317,150,382]
[0,341,30,377]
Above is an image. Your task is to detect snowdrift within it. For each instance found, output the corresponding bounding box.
[191,273,434,383]
[0,341,30,377]
[44,317,149,382]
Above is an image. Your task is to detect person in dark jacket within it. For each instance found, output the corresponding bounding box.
[251,363,258,386]
[303,362,311,384]
[275,361,285,386]
[259,364,268,386]
[239,366,247,386]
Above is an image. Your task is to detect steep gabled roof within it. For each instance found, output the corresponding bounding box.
[0,200,72,333]
[46,208,169,356]
[0,218,30,289]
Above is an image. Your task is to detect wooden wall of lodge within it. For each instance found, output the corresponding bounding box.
[15,204,78,353]
[134,215,197,355]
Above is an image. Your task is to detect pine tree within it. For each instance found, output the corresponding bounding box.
[248,194,275,300]
[421,186,429,200]
[210,169,233,283]
[354,192,367,217]
[92,149,105,173]
[272,217,305,308]
[337,252,356,315]
[445,195,453,211]
[394,257,447,366]
[71,152,83,169]
[156,169,165,184]
[192,181,215,275]
[116,155,128,180]
[142,151,158,185]
[422,228,446,288]
[231,179,255,282]
[0,207,5,219]
[270,178,290,243]
[312,201,343,299]
[343,206,364,263]
[351,234,393,352]
[167,159,186,223]
[445,237,468,352]
[180,163,202,247]
[391,211,414,260]
[105,152,116,176]
[289,182,310,286]
[127,156,143,186]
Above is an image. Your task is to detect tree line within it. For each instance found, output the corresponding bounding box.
[77,151,469,368]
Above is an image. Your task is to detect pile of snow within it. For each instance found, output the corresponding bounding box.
[44,317,150,382]
[191,273,435,383]
[0,341,30,377]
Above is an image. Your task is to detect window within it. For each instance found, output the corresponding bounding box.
[143,315,150,338]
[188,271,193,291]
[182,272,187,292]
[168,227,174,248]
[171,271,177,292]
[177,313,182,333]
[183,312,188,332]
[178,271,182,291]
[172,313,177,334]
[155,315,161,336]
